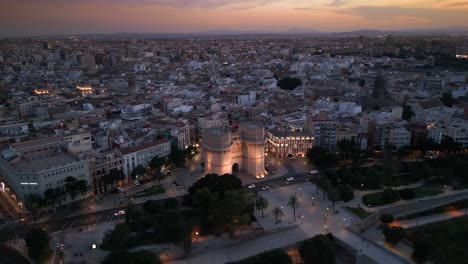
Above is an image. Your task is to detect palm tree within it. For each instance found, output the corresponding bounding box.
[328,187,340,213]
[271,207,284,224]
[287,193,300,222]
[255,196,269,218]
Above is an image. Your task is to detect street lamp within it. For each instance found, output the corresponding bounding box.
[342,218,346,228]
[301,215,304,225]
[311,197,315,206]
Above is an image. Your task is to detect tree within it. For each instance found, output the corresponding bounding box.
[164,197,179,209]
[24,228,52,262]
[185,145,199,160]
[188,173,242,200]
[412,232,432,263]
[105,169,125,187]
[307,147,338,169]
[337,139,359,161]
[299,234,336,264]
[277,77,302,90]
[24,194,43,219]
[440,92,453,107]
[328,188,340,213]
[76,179,90,196]
[255,196,269,218]
[64,176,79,201]
[287,193,300,222]
[149,156,166,171]
[402,104,414,120]
[43,188,57,206]
[380,213,394,224]
[337,185,354,202]
[169,147,186,167]
[131,165,146,178]
[213,190,253,237]
[317,177,331,200]
[101,223,130,251]
[125,203,152,232]
[382,226,405,244]
[102,250,162,264]
[382,188,400,204]
[271,207,284,224]
[191,187,219,215]
[399,188,415,200]
[440,136,462,153]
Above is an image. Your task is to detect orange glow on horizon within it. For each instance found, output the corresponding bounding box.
[0,1,467,36]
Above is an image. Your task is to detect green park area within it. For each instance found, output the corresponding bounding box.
[133,185,165,198]
[399,199,468,220]
[362,184,444,207]
[409,216,468,264]
[346,207,372,219]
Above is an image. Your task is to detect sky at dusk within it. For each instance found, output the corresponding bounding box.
[1,0,468,36]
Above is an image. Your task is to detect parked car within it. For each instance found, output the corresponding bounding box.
[310,170,319,174]
[248,184,256,189]
[114,210,125,216]
[286,177,294,181]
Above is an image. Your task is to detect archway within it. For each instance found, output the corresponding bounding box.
[232,163,239,173]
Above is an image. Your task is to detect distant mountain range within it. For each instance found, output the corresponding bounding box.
[12,26,468,39]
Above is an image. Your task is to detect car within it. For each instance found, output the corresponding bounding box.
[114,210,125,216]
[261,185,270,191]
[133,182,140,186]
[247,184,256,189]
[310,170,319,174]
[305,178,310,182]
[177,185,183,189]
[286,177,294,181]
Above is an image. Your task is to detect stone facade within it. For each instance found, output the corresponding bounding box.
[202,124,265,178]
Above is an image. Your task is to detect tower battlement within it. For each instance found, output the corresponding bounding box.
[202,123,265,178]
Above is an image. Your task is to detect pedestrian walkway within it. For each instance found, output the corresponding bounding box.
[167,226,309,264]
[257,183,409,264]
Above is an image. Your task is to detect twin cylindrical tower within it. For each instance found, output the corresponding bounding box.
[202,124,265,178]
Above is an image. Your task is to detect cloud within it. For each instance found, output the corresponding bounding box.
[328,0,347,7]
[445,1,468,6]
[338,5,468,25]
[3,0,281,9]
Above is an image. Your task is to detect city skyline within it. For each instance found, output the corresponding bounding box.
[1,0,468,36]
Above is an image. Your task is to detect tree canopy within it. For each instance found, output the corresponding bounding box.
[307,147,338,169]
[188,173,242,200]
[277,77,302,90]
[299,234,336,264]
[24,228,52,262]
[102,250,162,264]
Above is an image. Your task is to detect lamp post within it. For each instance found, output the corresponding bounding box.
[312,196,315,206]
[301,215,304,225]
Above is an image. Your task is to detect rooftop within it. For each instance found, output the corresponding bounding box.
[119,139,170,155]
[8,151,79,173]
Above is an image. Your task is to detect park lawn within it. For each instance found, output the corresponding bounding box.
[408,216,468,264]
[414,184,443,198]
[398,199,468,220]
[133,185,165,198]
[346,207,372,219]
[362,191,400,207]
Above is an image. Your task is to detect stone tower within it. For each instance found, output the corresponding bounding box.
[202,123,265,178]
